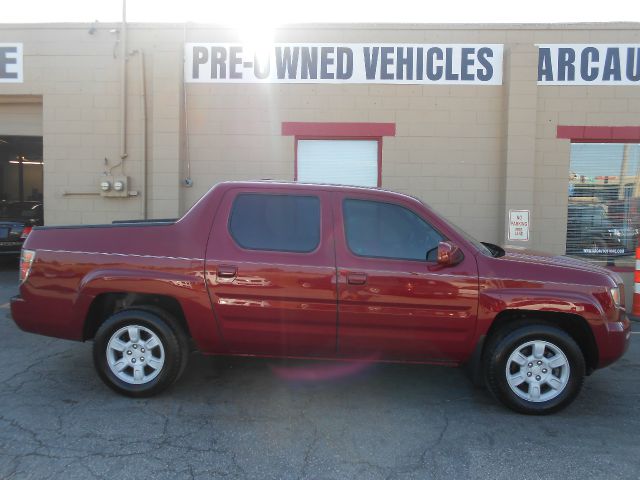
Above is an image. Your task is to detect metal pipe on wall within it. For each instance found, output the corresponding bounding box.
[182,22,192,188]
[139,50,147,219]
[119,0,128,167]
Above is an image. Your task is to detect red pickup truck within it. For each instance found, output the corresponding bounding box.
[11,181,630,414]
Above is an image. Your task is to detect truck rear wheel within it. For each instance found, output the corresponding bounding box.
[93,308,188,397]
[484,323,585,414]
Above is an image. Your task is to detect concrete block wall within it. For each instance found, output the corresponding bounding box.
[0,22,638,260]
[183,80,505,243]
[182,25,507,245]
[0,25,145,225]
[533,26,640,255]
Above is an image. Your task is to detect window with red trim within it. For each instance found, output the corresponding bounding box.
[282,122,396,188]
[559,126,640,270]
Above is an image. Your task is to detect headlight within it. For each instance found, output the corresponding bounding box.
[609,286,621,307]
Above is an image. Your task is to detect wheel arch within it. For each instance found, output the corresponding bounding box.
[83,292,192,342]
[484,309,599,375]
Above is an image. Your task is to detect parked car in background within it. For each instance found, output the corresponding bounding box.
[0,201,43,255]
[566,203,638,258]
[10,182,630,415]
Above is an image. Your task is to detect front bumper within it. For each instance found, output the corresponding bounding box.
[597,311,631,368]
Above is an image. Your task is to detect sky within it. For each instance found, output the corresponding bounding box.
[2,0,640,24]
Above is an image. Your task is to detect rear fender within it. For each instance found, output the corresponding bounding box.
[73,268,224,353]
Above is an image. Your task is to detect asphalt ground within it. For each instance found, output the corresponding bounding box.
[0,257,639,480]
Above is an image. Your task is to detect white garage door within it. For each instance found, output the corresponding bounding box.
[297,139,379,187]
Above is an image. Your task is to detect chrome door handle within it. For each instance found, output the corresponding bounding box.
[217,265,237,278]
[347,272,367,285]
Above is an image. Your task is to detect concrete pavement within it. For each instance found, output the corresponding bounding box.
[0,259,638,480]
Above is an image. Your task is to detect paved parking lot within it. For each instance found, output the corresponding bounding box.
[0,258,639,480]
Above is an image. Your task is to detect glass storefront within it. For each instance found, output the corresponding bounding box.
[567,143,640,268]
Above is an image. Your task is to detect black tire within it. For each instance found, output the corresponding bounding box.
[93,308,188,397]
[484,322,585,415]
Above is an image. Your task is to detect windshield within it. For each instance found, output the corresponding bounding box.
[421,202,494,256]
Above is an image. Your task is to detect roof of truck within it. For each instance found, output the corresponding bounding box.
[216,180,419,198]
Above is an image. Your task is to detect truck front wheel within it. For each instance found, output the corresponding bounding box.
[484,323,585,414]
[93,308,188,397]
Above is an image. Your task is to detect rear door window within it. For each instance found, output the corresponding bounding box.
[229,194,321,253]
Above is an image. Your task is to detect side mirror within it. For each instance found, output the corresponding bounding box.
[437,241,464,266]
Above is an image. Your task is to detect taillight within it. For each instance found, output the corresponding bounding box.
[20,226,33,239]
[20,249,35,284]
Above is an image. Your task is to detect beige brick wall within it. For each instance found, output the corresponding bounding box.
[534,26,640,254]
[0,22,638,259]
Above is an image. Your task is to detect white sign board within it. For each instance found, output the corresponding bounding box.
[537,44,640,85]
[185,43,503,85]
[508,210,530,241]
[0,43,23,83]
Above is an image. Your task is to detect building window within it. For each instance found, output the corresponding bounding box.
[282,122,396,188]
[564,138,640,269]
[298,139,379,187]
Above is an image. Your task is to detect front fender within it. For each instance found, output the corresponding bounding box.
[478,287,607,333]
[475,286,626,369]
